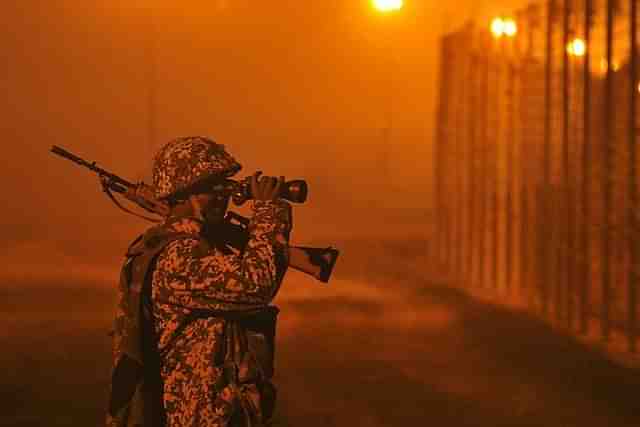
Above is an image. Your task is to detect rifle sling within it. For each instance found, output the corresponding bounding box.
[102,179,163,223]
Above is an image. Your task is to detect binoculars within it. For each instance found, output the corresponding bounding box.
[225,175,308,206]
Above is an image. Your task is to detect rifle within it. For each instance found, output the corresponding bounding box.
[50,145,339,283]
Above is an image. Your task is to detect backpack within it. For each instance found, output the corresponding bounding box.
[107,227,279,427]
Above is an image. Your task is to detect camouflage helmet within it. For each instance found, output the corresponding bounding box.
[152,136,242,200]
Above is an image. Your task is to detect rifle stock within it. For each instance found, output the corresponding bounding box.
[289,246,340,284]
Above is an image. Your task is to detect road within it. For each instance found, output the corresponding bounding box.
[1,249,639,426]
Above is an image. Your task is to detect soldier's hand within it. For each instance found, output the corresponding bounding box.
[251,172,284,202]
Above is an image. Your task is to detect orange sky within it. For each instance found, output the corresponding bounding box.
[1,1,531,283]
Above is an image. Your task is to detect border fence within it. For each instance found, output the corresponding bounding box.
[434,0,639,356]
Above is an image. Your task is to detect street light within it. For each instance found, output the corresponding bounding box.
[490,17,505,38]
[503,19,518,37]
[371,0,403,196]
[491,17,518,39]
[372,0,403,12]
[488,15,517,295]
[567,37,586,57]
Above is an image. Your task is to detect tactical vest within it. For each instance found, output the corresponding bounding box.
[107,226,279,427]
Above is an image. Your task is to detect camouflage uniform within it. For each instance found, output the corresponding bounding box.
[107,136,291,427]
[152,199,291,427]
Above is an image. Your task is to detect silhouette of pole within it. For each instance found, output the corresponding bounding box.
[520,5,539,305]
[435,36,451,276]
[627,0,638,353]
[562,0,572,329]
[505,31,518,296]
[467,27,479,288]
[454,31,464,285]
[601,0,614,343]
[147,6,157,161]
[542,0,555,318]
[492,36,502,293]
[457,28,472,286]
[479,33,490,290]
[579,0,593,337]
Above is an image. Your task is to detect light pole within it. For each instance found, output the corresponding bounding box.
[147,6,158,164]
[372,0,403,194]
[489,16,517,294]
[566,33,586,331]
[561,0,571,329]
[581,0,592,337]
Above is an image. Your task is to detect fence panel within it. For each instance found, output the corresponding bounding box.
[435,0,640,356]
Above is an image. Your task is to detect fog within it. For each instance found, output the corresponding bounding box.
[9,1,635,427]
[1,1,529,280]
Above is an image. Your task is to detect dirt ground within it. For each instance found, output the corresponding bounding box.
[2,239,639,426]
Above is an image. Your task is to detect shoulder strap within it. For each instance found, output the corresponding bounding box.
[130,230,193,292]
[120,230,194,362]
[109,229,195,425]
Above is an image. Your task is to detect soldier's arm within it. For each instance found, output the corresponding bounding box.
[154,200,291,309]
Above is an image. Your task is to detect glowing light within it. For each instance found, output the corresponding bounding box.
[599,58,620,74]
[599,58,608,74]
[491,17,505,38]
[491,17,517,38]
[503,19,517,37]
[372,0,403,12]
[567,38,586,57]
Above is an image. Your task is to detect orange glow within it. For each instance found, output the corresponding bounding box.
[490,17,505,38]
[491,17,517,39]
[598,58,620,74]
[372,0,403,12]
[567,38,586,57]
[503,19,517,37]
[599,58,607,74]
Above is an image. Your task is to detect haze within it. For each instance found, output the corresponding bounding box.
[6,2,640,427]
[2,0,530,283]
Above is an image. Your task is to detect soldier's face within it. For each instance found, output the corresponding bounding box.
[200,192,230,224]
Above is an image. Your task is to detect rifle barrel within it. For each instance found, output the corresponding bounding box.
[50,145,134,188]
[51,145,86,165]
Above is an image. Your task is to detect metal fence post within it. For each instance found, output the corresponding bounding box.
[627,0,638,353]
[455,31,467,286]
[601,0,614,343]
[467,26,479,289]
[434,36,448,278]
[543,0,556,318]
[579,0,593,337]
[562,0,573,330]
[493,37,502,294]
[506,35,517,297]
[480,32,491,291]
[519,15,530,302]
[461,26,474,287]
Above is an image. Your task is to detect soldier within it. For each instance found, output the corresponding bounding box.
[107,136,292,427]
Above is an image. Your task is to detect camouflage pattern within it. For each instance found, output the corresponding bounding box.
[106,228,195,427]
[152,136,242,200]
[150,199,291,426]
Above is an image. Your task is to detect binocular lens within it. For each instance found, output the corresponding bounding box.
[227,177,308,205]
[280,180,307,203]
